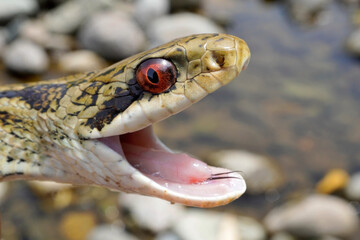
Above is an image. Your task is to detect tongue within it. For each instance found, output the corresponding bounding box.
[123,143,212,184]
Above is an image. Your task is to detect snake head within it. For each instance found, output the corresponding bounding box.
[28,34,250,208]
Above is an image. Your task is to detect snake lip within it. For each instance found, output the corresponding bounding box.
[98,125,246,208]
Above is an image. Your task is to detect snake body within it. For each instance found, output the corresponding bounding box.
[0,33,250,207]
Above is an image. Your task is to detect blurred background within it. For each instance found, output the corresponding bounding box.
[0,0,359,239]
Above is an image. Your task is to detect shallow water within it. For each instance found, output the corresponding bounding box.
[157,0,360,215]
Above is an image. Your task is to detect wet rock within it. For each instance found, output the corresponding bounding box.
[345,172,360,200]
[286,0,332,26]
[3,39,49,74]
[57,50,107,73]
[346,28,360,57]
[264,194,359,238]
[0,0,38,22]
[19,20,74,51]
[60,212,96,240]
[134,0,170,28]
[78,11,146,61]
[200,0,237,25]
[207,150,283,194]
[118,193,185,232]
[88,225,139,240]
[146,13,223,47]
[315,168,349,194]
[173,210,265,240]
[44,0,115,34]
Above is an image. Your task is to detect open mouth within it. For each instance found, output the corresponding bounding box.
[98,125,246,207]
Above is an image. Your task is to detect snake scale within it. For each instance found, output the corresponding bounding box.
[0,33,250,208]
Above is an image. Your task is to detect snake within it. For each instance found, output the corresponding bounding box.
[0,33,250,208]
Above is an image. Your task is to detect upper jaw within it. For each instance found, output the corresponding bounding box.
[93,126,246,208]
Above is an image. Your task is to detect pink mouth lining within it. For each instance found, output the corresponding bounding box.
[98,126,244,198]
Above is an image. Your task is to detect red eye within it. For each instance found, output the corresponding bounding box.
[136,59,177,94]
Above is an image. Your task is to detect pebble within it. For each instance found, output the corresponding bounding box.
[0,0,38,22]
[200,0,237,25]
[78,11,146,61]
[57,50,107,73]
[2,39,49,74]
[173,210,266,240]
[118,193,185,232]
[59,212,96,240]
[345,172,360,200]
[88,225,139,240]
[133,0,170,28]
[43,0,115,34]
[315,168,349,194]
[207,150,283,194]
[345,28,360,57]
[19,20,74,51]
[146,13,223,47]
[264,194,359,238]
[286,0,332,26]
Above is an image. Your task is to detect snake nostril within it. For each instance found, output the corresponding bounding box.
[212,51,225,67]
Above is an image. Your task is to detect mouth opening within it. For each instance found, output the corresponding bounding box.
[98,125,246,204]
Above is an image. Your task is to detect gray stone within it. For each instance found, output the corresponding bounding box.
[207,150,283,194]
[200,0,237,25]
[57,50,107,73]
[345,172,360,200]
[3,39,49,74]
[346,29,360,57]
[118,193,185,232]
[173,210,265,240]
[43,0,115,34]
[0,0,38,22]
[19,20,74,51]
[134,0,169,28]
[286,0,332,26]
[173,210,237,240]
[88,225,139,240]
[264,194,359,238]
[146,13,223,47]
[78,11,146,61]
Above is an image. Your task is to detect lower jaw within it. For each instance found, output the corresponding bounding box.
[97,125,246,207]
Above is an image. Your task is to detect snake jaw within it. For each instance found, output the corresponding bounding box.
[82,34,250,207]
[96,126,246,208]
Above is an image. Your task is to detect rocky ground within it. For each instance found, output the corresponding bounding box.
[0,0,359,239]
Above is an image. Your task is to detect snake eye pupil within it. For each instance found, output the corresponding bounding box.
[136,58,177,94]
[147,68,159,84]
